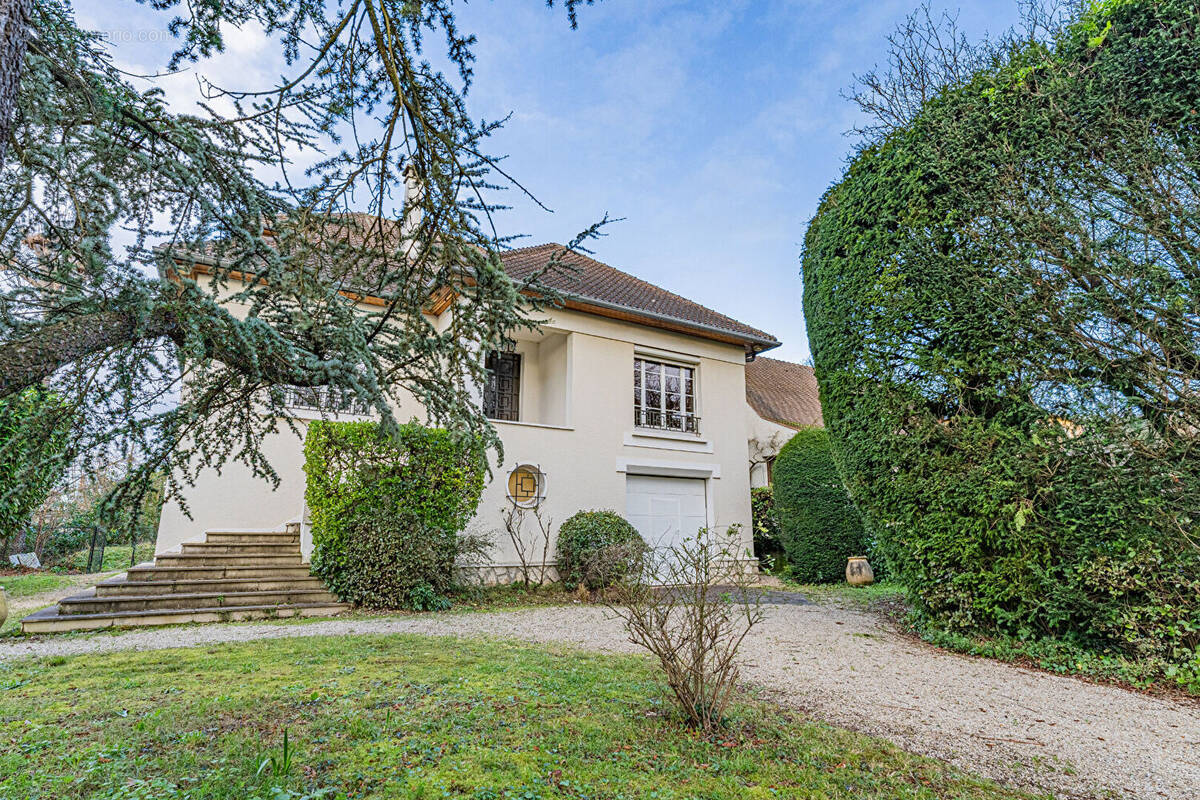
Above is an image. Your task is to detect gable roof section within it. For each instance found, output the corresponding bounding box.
[500,244,779,352]
[745,356,823,428]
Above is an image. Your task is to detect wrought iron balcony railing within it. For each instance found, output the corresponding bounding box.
[283,385,371,416]
[634,408,700,435]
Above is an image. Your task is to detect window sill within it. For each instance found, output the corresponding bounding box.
[630,427,704,442]
[281,408,374,422]
[490,419,575,432]
[624,429,713,454]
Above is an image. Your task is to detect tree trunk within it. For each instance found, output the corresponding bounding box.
[0,0,31,166]
[0,310,155,398]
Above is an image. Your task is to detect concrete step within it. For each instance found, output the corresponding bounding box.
[96,575,329,597]
[181,541,301,556]
[153,553,304,568]
[22,602,350,634]
[204,531,300,544]
[59,588,341,615]
[126,563,314,582]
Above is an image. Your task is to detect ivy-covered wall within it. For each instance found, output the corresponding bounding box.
[304,420,485,608]
[802,0,1199,681]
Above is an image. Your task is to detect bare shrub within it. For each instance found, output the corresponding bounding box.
[604,525,764,730]
[499,505,554,589]
[453,529,495,591]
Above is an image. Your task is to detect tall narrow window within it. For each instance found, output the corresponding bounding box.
[634,357,697,433]
[484,351,522,421]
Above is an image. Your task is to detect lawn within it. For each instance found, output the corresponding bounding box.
[0,635,1044,800]
[53,543,153,573]
[0,572,75,598]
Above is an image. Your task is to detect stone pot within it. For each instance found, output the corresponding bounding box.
[846,557,875,587]
[0,587,7,629]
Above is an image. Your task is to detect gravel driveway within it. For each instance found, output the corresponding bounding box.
[1,599,1196,800]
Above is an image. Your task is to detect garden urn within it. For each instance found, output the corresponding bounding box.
[0,586,7,629]
[846,557,875,587]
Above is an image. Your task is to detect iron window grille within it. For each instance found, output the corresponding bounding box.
[506,463,546,507]
[633,357,699,434]
[484,350,522,422]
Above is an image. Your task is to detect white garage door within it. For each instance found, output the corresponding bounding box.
[625,475,708,553]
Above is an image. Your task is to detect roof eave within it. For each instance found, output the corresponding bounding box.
[162,245,783,353]
[561,292,781,354]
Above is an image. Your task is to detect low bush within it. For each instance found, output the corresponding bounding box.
[605,526,764,730]
[773,428,867,583]
[304,420,485,609]
[555,510,645,590]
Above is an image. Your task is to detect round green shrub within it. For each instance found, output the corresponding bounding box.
[556,510,645,590]
[305,420,485,609]
[801,0,1199,676]
[773,428,867,583]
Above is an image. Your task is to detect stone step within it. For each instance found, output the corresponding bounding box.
[153,553,304,568]
[96,575,329,597]
[204,531,300,544]
[21,602,350,634]
[181,541,301,556]
[59,588,341,615]
[126,564,314,582]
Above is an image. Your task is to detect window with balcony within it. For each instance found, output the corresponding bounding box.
[634,357,698,434]
[282,385,370,416]
[483,350,522,422]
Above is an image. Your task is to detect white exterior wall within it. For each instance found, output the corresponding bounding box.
[155,299,758,575]
[746,403,800,488]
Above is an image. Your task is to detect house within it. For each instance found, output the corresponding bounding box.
[744,356,822,488]
[22,241,787,632]
[153,243,782,584]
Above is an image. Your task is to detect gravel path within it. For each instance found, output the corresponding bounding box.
[1,599,1196,800]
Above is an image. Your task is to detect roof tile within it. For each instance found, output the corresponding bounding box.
[745,356,822,428]
[501,243,778,346]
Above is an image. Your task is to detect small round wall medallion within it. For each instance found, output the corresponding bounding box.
[506,464,546,508]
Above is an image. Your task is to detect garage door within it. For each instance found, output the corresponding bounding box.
[625,475,708,553]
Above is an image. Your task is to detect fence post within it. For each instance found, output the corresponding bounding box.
[85,526,106,573]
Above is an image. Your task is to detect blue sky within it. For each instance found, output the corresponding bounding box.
[77,0,1023,363]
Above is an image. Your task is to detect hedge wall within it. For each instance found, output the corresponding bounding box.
[802,0,1199,680]
[773,428,868,583]
[304,420,485,609]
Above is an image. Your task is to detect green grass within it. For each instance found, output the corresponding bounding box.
[783,578,1199,696]
[913,625,1200,696]
[53,544,152,573]
[0,635,1045,800]
[0,573,74,598]
[785,579,908,611]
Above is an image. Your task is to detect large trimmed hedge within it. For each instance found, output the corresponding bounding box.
[802,0,1199,679]
[773,428,867,583]
[304,420,485,608]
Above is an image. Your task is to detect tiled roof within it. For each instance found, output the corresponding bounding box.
[745,356,823,428]
[500,243,779,347]
[173,223,779,349]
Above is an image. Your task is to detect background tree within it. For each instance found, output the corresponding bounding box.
[0,0,601,522]
[0,387,71,553]
[804,0,1199,679]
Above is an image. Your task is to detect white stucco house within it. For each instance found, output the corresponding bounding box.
[25,238,834,632]
[153,242,789,581]
[744,356,823,488]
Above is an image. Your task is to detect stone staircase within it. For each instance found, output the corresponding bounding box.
[22,525,350,633]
